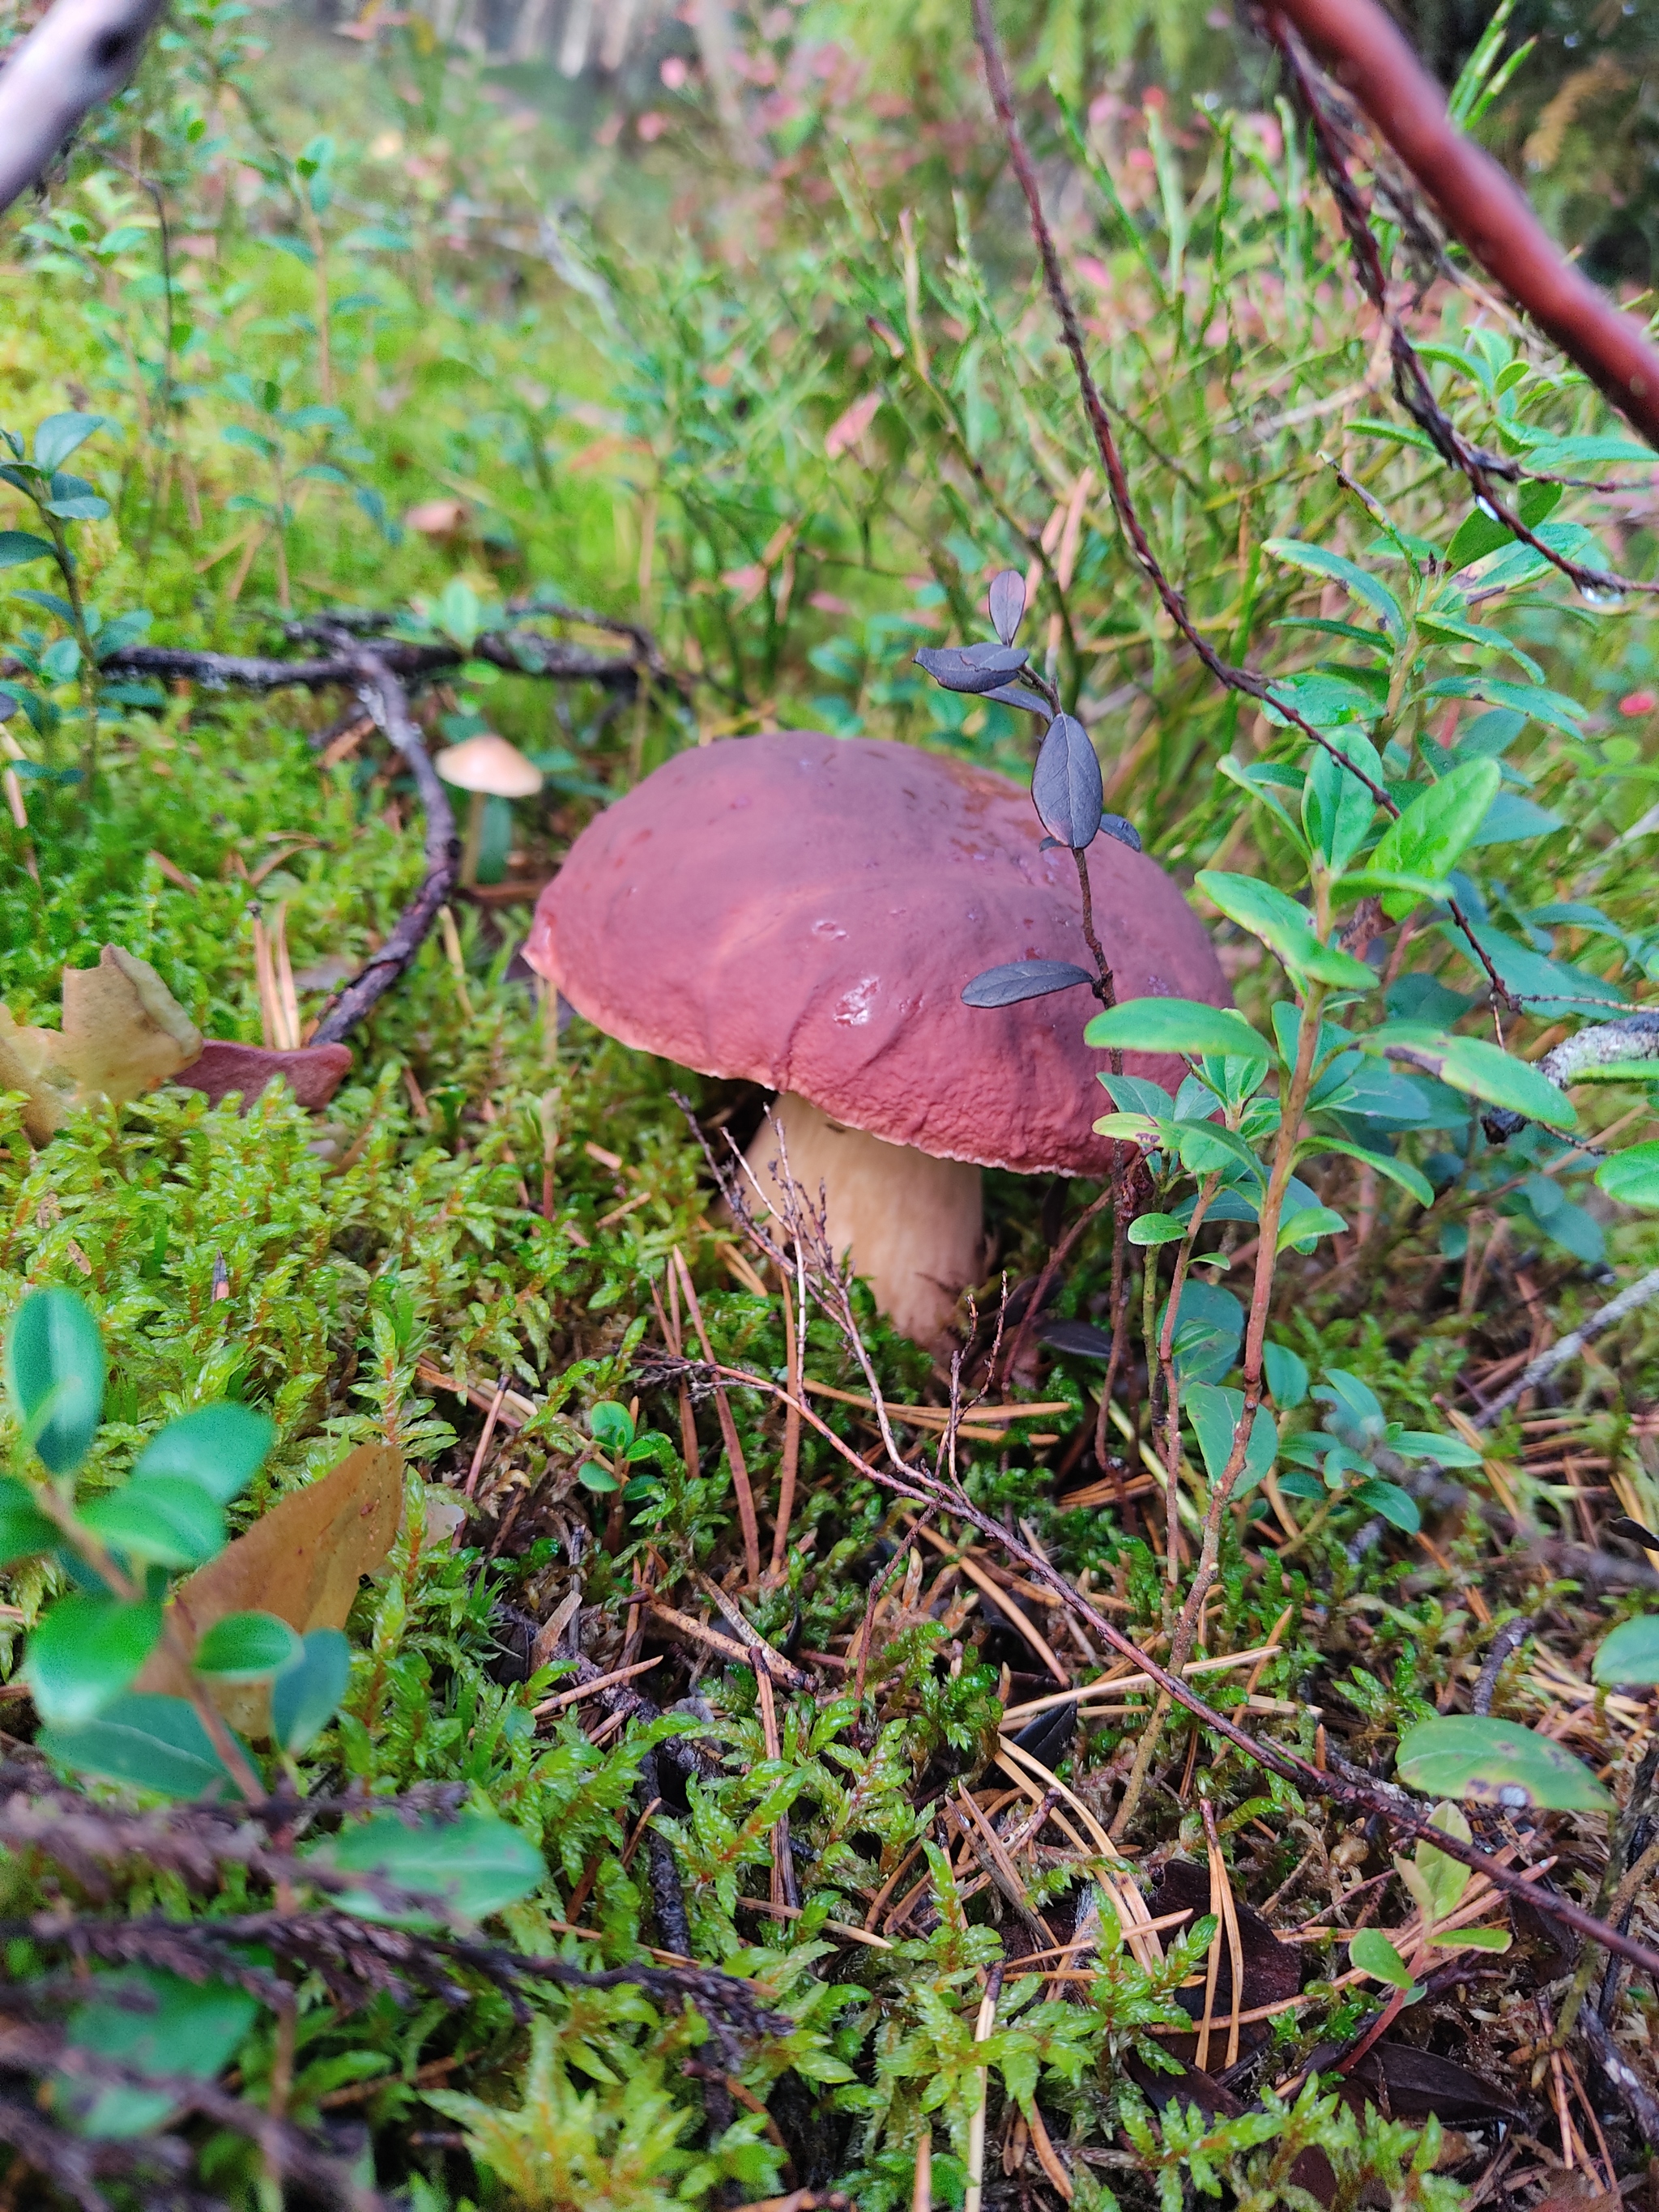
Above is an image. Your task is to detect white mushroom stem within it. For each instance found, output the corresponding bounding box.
[743,1093,983,1349]
[460,791,488,890]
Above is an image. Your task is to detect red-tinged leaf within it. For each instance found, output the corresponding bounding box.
[173,1040,352,1111]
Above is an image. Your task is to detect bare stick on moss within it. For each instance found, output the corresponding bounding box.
[309,650,458,1047]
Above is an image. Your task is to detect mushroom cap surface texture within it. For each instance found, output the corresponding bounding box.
[527,732,1230,1176]
[434,732,544,799]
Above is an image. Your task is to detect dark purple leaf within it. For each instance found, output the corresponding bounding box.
[1031,713,1103,849]
[1611,1514,1659,1552]
[1100,812,1142,853]
[1011,1699,1075,1772]
[980,681,1050,717]
[987,568,1026,646]
[914,642,1029,694]
[962,959,1095,1008]
[1039,1319,1114,1361]
[1346,2044,1525,2126]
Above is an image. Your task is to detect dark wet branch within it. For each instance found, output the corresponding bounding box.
[107,631,642,695]
[308,650,458,1048]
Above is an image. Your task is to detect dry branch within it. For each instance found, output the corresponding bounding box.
[309,649,457,1047]
[969,0,1515,1012]
[94,612,659,1047]
[109,632,641,695]
[1264,0,1659,450]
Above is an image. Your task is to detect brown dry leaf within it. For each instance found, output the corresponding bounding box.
[138,1443,402,1735]
[0,945,203,1143]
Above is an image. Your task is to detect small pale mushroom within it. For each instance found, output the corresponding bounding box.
[403,497,471,543]
[434,733,544,889]
[526,733,1230,1347]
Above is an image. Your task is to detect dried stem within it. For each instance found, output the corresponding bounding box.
[308,651,457,1048]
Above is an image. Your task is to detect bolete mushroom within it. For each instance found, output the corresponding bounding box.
[434,732,544,889]
[526,733,1229,1345]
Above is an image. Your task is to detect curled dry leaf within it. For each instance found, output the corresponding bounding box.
[137,1443,403,1736]
[0,946,203,1144]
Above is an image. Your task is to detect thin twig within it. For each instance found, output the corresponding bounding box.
[970,0,1515,1016]
[1471,1265,1659,1427]
[688,1342,1659,1983]
[309,650,458,1046]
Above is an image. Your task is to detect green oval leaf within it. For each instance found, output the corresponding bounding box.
[1264,538,1404,633]
[1085,998,1270,1062]
[1368,760,1502,917]
[61,1967,259,2139]
[1383,1034,1576,1132]
[23,1596,162,1724]
[193,1609,302,1682]
[1349,1927,1419,1992]
[1263,1341,1309,1409]
[1301,1137,1435,1211]
[78,1477,225,1569]
[38,1693,239,1798]
[587,1400,635,1452]
[1126,1212,1188,1247]
[319,1811,544,1927]
[0,1476,59,1566]
[1351,1476,1421,1533]
[271,1626,352,1754]
[1596,1141,1659,1211]
[34,411,106,475]
[133,1402,275,1504]
[1395,1714,1611,1811]
[1430,1924,1511,1951]
[1592,1615,1659,1686]
[6,1287,104,1477]
[1184,1383,1277,1494]
[1277,1204,1348,1254]
[1196,872,1375,988]
[0,529,58,568]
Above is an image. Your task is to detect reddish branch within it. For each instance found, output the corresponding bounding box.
[1269,23,1659,605]
[1265,0,1659,453]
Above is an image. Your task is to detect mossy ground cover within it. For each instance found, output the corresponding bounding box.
[0,1,1657,2206]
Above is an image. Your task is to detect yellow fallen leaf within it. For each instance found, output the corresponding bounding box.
[62,946,202,1100]
[0,1006,75,1142]
[138,1442,403,1737]
[0,945,203,1144]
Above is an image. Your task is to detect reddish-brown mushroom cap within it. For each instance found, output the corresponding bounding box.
[526,733,1228,1175]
